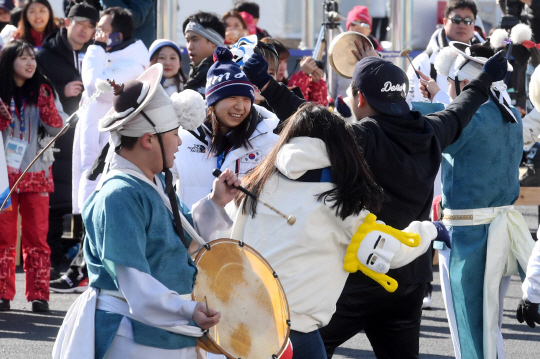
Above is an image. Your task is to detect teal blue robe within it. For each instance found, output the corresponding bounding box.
[441,100,522,359]
[82,173,197,359]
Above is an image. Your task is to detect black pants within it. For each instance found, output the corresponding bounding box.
[319,281,426,359]
[46,207,71,268]
[66,214,87,281]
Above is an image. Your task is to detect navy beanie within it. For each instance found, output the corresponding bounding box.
[205,47,255,108]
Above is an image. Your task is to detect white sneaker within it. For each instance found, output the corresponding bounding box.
[422,293,432,309]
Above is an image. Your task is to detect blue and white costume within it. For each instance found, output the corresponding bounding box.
[434,43,536,359]
[53,65,231,358]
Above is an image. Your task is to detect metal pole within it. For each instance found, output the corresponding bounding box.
[156,0,164,39]
[323,1,340,99]
[390,0,402,67]
[302,0,315,49]
[390,0,412,69]
[156,0,178,42]
[325,25,337,98]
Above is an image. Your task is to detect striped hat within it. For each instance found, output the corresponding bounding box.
[205,47,254,108]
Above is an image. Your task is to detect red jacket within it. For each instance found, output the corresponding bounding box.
[288,71,328,106]
[0,84,64,193]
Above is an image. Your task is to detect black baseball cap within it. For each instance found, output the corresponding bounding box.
[67,1,100,25]
[352,57,410,116]
[0,0,14,13]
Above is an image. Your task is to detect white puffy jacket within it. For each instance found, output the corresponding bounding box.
[222,137,438,333]
[72,40,149,214]
[174,104,279,208]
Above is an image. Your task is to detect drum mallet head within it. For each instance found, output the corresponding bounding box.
[400,48,421,80]
[212,169,296,225]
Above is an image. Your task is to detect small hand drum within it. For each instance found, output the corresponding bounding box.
[192,239,292,359]
[328,31,374,79]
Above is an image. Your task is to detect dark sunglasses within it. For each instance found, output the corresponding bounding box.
[449,16,474,26]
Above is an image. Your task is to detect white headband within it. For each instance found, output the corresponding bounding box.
[185,21,224,47]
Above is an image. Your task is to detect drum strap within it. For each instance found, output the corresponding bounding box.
[288,167,333,183]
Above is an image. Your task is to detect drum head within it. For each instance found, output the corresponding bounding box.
[193,239,290,359]
[328,31,374,79]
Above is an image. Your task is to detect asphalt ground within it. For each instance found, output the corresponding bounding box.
[1,205,540,358]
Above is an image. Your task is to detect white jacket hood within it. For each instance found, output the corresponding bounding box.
[276,137,330,180]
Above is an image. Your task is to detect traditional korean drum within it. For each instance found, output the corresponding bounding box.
[328,31,374,79]
[192,239,292,359]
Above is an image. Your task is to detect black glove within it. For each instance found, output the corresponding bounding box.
[516,297,540,328]
[482,50,508,82]
[432,221,451,249]
[242,53,273,90]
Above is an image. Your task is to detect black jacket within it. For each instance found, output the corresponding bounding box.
[349,73,491,285]
[36,28,87,209]
[262,71,493,285]
[37,27,88,115]
[185,55,214,97]
[260,78,305,123]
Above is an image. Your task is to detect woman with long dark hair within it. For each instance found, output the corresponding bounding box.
[224,103,442,358]
[11,0,57,49]
[0,40,66,312]
[174,46,279,208]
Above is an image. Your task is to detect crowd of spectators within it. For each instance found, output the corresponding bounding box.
[2,1,540,359]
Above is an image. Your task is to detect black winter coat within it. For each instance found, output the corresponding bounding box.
[185,55,214,97]
[36,28,88,209]
[37,28,87,115]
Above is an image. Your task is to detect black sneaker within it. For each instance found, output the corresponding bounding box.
[31,299,49,312]
[0,298,10,311]
[520,164,540,187]
[50,275,88,293]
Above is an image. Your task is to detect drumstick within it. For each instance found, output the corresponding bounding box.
[204,296,211,317]
[212,169,296,225]
[400,48,431,100]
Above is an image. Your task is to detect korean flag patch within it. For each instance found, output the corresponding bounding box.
[242,151,262,164]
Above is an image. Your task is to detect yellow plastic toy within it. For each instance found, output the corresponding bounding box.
[344,213,422,292]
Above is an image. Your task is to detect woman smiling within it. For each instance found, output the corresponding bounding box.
[174,46,279,208]
[0,40,66,313]
[11,0,57,49]
[149,39,187,96]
